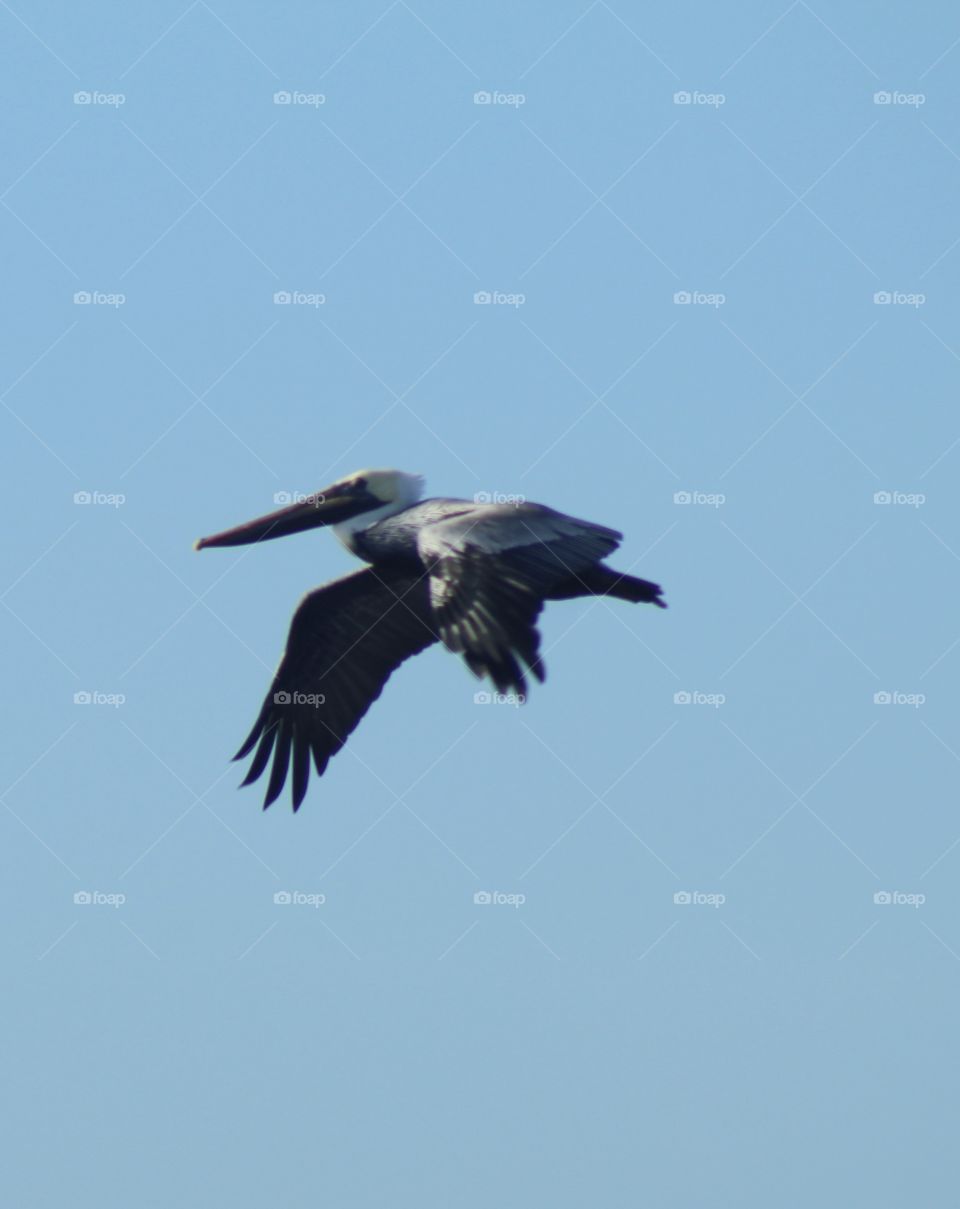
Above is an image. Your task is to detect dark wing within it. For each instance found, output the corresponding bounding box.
[234,565,437,811]
[417,503,621,697]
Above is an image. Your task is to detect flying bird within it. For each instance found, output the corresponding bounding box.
[195,469,666,811]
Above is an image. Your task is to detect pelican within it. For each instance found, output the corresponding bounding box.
[195,469,666,811]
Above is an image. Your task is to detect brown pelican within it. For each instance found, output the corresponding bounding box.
[195,470,666,811]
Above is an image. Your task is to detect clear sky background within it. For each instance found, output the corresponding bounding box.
[3,2,959,1205]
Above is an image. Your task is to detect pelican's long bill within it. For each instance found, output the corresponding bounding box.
[194,479,382,550]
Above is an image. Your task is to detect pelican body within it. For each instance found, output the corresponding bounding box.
[195,469,666,811]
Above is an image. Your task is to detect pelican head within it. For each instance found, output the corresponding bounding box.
[343,468,424,509]
[194,468,424,550]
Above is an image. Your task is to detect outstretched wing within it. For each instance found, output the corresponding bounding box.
[418,503,621,696]
[235,566,438,811]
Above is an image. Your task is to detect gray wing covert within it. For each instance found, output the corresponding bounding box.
[417,503,621,695]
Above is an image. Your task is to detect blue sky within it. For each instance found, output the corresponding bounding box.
[3,2,960,1205]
